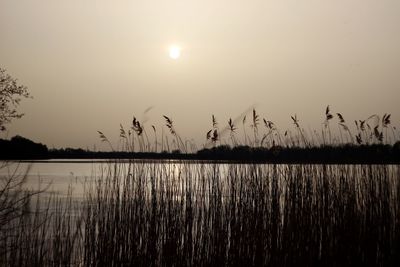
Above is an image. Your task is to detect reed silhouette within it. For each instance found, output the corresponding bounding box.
[1,106,400,266]
[2,161,399,266]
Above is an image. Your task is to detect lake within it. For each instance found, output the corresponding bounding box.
[0,159,101,199]
[0,159,236,203]
[2,159,399,203]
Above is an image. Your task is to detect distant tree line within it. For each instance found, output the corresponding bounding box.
[0,135,48,159]
[196,143,400,164]
[1,135,400,163]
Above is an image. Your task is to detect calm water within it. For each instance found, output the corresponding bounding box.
[0,160,103,199]
[1,159,399,201]
[0,159,226,199]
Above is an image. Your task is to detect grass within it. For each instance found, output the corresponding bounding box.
[1,161,399,266]
[102,106,399,154]
[83,162,400,266]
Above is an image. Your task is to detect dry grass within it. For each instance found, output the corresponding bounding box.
[80,161,400,266]
[1,159,400,266]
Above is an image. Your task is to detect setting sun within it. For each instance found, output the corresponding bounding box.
[169,45,181,59]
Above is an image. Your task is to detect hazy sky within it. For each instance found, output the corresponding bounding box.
[1,0,400,150]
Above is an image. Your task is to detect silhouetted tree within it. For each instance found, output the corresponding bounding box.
[0,68,31,131]
[0,135,48,159]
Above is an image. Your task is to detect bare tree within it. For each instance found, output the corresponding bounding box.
[0,69,33,257]
[0,68,31,131]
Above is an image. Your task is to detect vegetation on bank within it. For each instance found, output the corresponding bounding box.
[1,161,400,266]
[0,135,48,159]
[1,106,400,266]
[1,136,400,163]
[2,106,399,163]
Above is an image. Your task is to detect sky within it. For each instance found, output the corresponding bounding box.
[1,0,400,150]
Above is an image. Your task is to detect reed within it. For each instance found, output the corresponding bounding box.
[1,160,400,266]
[78,161,400,266]
[1,106,400,266]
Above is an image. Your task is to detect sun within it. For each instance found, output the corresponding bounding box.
[169,45,181,59]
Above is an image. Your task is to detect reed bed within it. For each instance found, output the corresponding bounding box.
[110,107,400,153]
[1,161,400,266]
[0,190,83,266]
[85,162,400,266]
